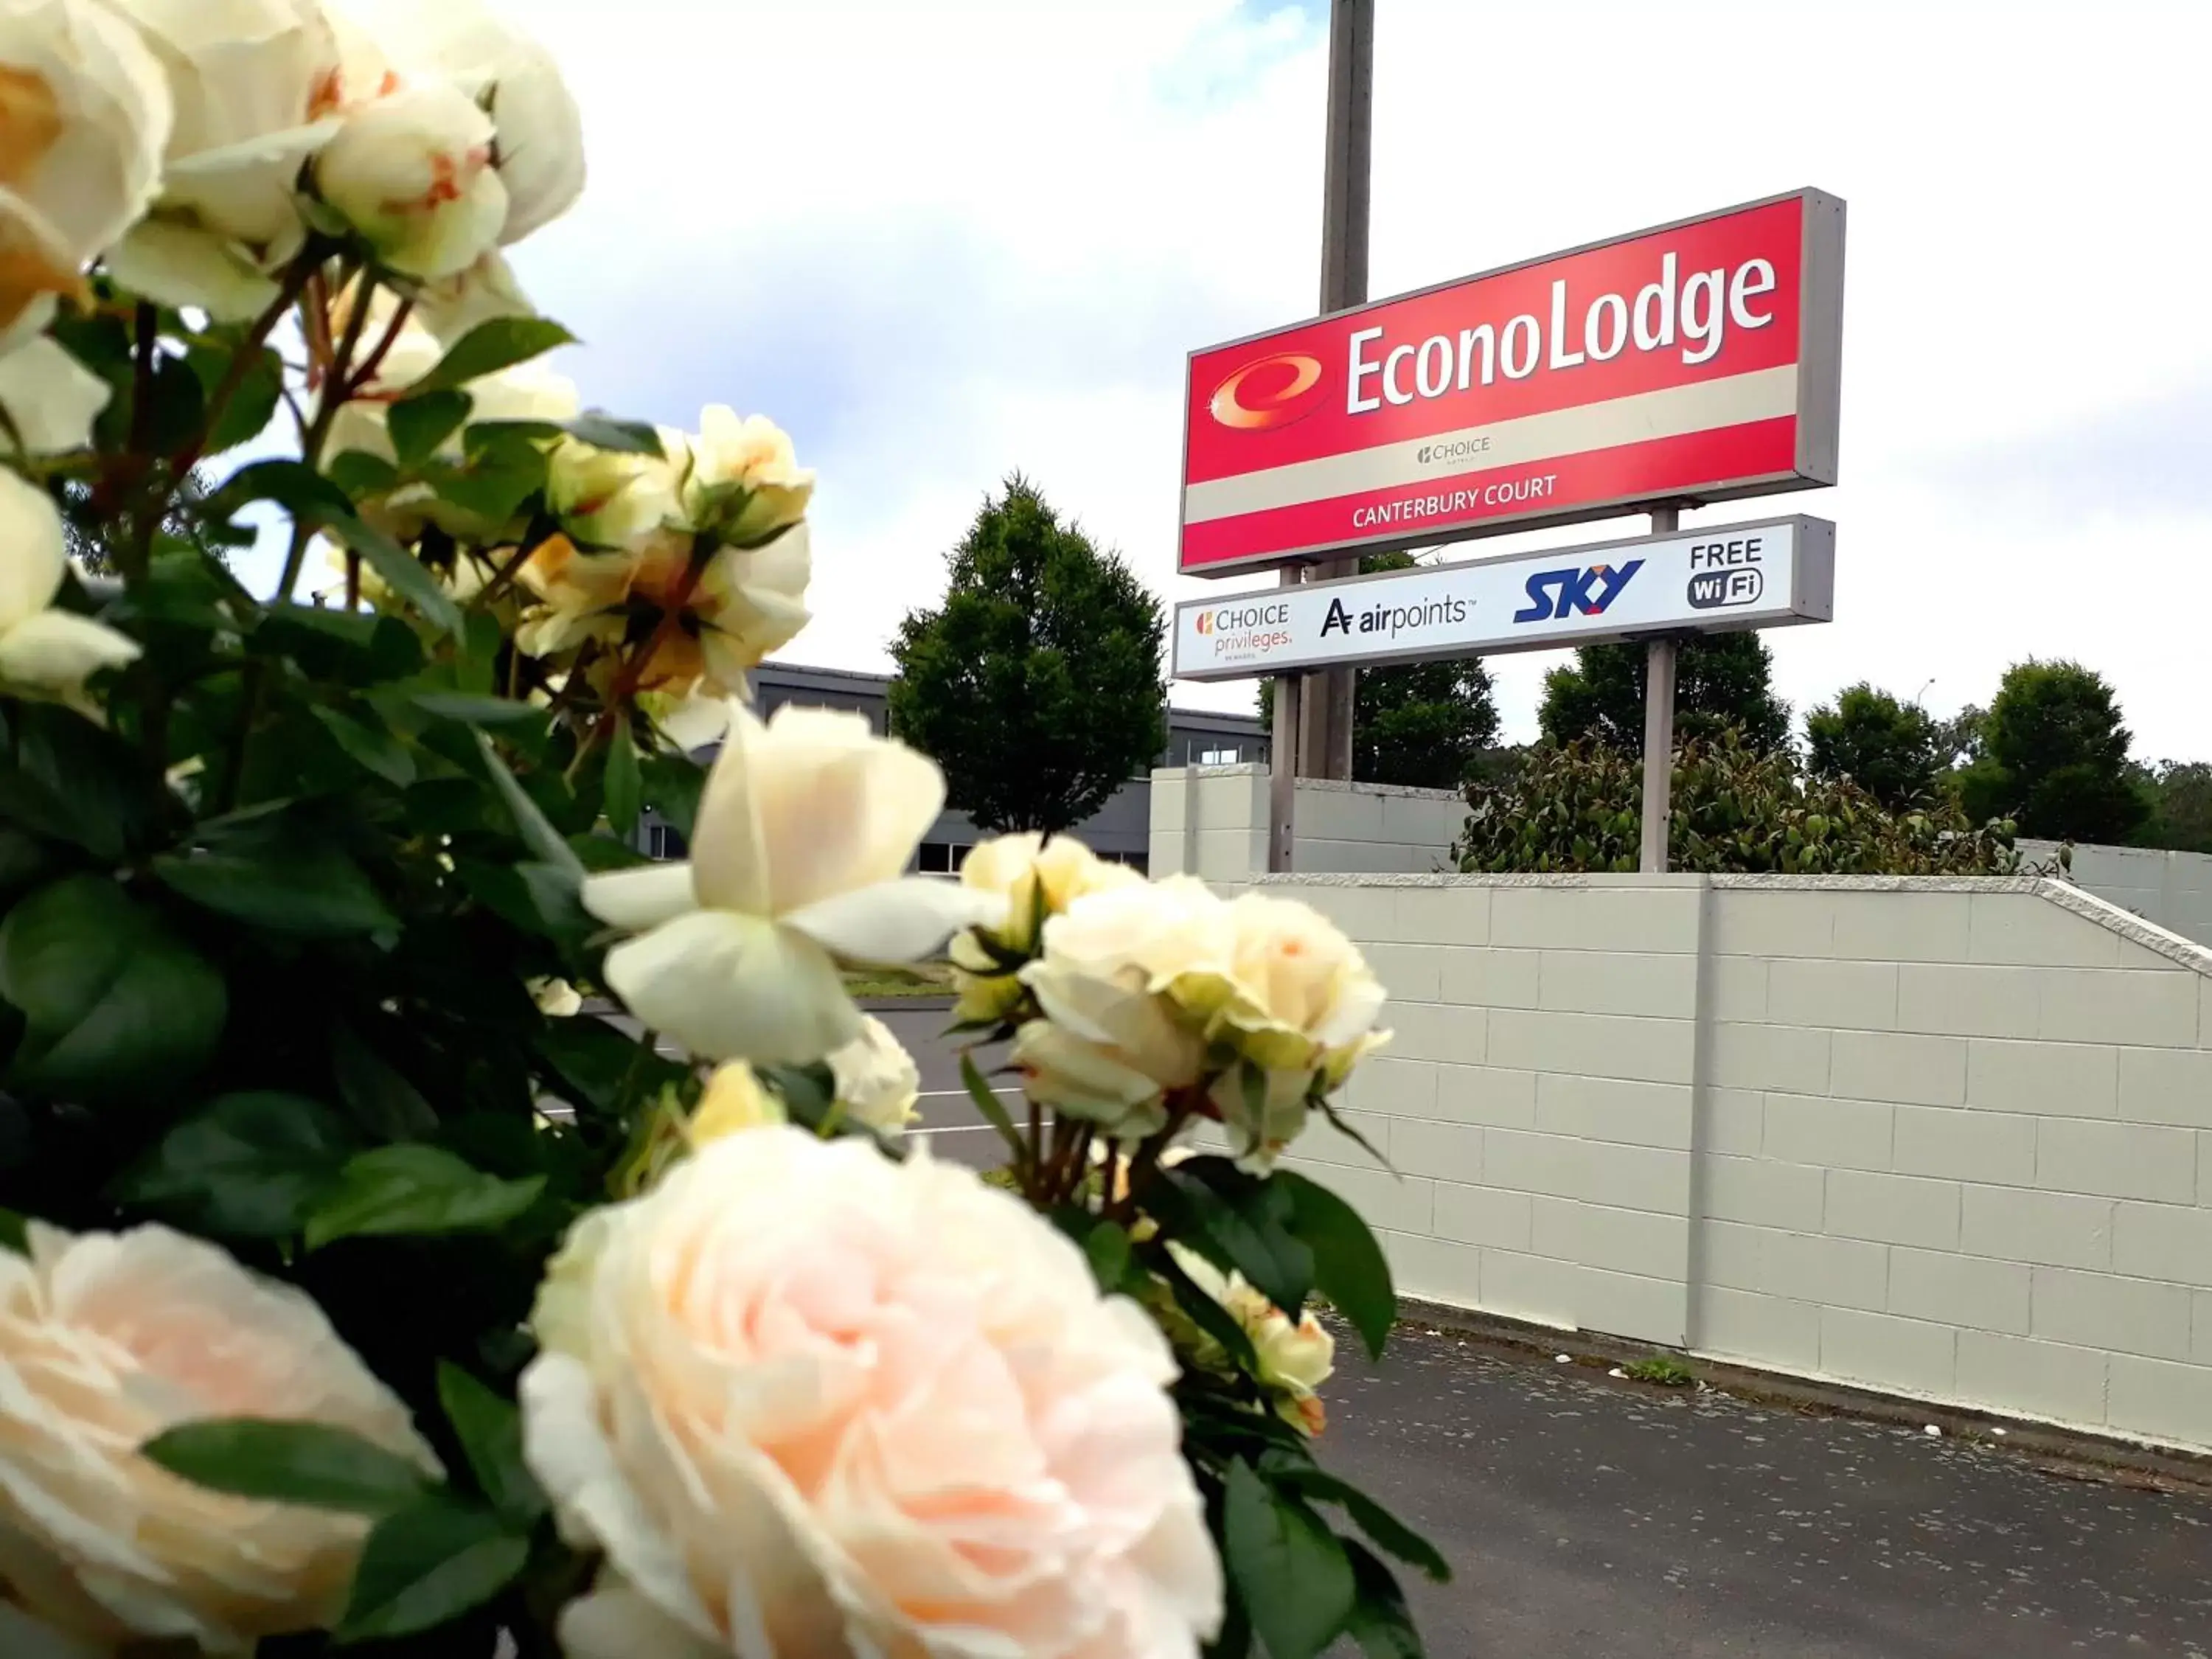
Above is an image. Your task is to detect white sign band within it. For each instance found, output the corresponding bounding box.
[1170,516,1834,682]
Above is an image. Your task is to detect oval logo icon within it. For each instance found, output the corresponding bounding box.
[1209,352,1324,431]
[1194,611,1214,634]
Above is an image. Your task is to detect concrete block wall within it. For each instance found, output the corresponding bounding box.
[2022,840,2212,949]
[1149,766,1462,880]
[1262,872,2212,1455]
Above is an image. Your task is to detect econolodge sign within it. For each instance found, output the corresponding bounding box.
[1172,517,1835,681]
[1178,189,1846,577]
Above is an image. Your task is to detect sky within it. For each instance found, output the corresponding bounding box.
[319,1,2212,758]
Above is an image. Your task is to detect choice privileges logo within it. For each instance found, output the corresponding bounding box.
[1208,352,1326,431]
[1514,560,1644,623]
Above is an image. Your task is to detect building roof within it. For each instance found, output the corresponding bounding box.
[752,660,1266,736]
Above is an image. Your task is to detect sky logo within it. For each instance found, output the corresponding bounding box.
[1513,559,1644,623]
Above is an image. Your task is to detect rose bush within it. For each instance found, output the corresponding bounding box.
[0,0,1439,1654]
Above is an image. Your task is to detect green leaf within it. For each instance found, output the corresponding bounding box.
[114,1092,353,1238]
[0,701,156,861]
[473,731,585,880]
[321,513,462,636]
[0,874,227,1102]
[410,692,543,727]
[0,1207,26,1255]
[1340,1540,1427,1659]
[604,723,641,838]
[388,388,472,467]
[412,317,576,394]
[1223,1460,1355,1659]
[423,448,543,527]
[337,1495,528,1644]
[436,1363,544,1526]
[156,831,396,938]
[326,448,400,497]
[1082,1216,1133,1293]
[185,342,283,456]
[959,1053,1027,1168]
[1154,1159,1312,1319]
[311,705,416,786]
[561,411,663,456]
[640,752,706,835]
[305,1144,545,1251]
[1276,1170,1395,1360]
[1259,1462,1447,1582]
[208,457,354,523]
[142,1419,433,1515]
[331,1023,439,1140]
[535,1017,686,1121]
[453,858,592,944]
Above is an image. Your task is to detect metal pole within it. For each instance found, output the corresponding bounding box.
[1301,0,1371,782]
[1639,504,1681,874]
[1267,568,1302,872]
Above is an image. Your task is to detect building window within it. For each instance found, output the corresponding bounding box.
[648,824,689,860]
[917,842,953,874]
[1199,746,1241,765]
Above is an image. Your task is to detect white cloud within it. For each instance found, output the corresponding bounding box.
[269,0,2212,757]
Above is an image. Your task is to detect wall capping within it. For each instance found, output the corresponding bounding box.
[1246,870,2212,976]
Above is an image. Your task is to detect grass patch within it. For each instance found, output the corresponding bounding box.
[1625,1356,1696,1387]
[842,965,951,999]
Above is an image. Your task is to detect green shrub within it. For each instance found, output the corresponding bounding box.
[1455,729,2022,876]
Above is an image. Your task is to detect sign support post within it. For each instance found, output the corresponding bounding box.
[1267,567,1301,872]
[1639,504,1681,873]
[1302,0,1371,785]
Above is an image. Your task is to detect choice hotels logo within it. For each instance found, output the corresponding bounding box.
[1194,611,1214,634]
[1208,352,1325,431]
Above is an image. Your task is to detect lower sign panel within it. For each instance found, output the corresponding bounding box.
[1171,515,1833,682]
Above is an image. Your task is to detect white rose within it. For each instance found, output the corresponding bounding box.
[579,703,997,1065]
[546,436,681,549]
[314,79,507,279]
[0,0,172,342]
[1012,876,1230,1138]
[1178,892,1390,1075]
[409,246,533,344]
[521,1128,1221,1659]
[684,1059,785,1146]
[0,1222,440,1651]
[98,0,349,317]
[950,833,1143,1024]
[515,521,808,700]
[0,337,110,453]
[827,1013,921,1133]
[0,468,139,714]
[1167,1243,1335,1435]
[675,405,813,546]
[530,975,582,1016]
[342,0,582,246]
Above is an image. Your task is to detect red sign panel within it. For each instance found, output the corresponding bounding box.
[1178,189,1845,577]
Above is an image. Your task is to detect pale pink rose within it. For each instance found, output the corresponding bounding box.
[521,1128,1222,1659]
[0,1222,439,1652]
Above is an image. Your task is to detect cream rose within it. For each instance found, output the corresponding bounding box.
[950,833,1142,1025]
[344,0,583,246]
[314,79,506,279]
[827,1013,921,1133]
[578,703,995,1065]
[515,521,809,702]
[546,435,681,549]
[0,1222,440,1651]
[675,406,813,547]
[1012,876,1230,1138]
[521,1128,1221,1659]
[0,336,111,453]
[0,468,139,714]
[98,0,350,318]
[1166,1244,1335,1436]
[686,1060,784,1146]
[0,0,172,341]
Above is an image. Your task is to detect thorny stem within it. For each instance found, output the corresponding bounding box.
[347,295,414,396]
[571,549,709,770]
[159,262,316,515]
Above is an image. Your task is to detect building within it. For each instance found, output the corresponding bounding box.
[641,661,1268,874]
